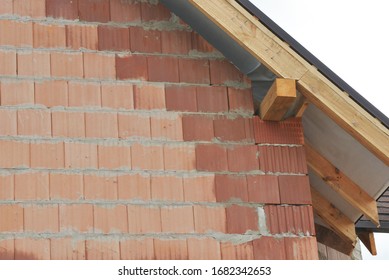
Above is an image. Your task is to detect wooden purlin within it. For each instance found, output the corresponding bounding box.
[357,231,377,255]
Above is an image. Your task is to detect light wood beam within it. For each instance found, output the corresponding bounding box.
[260,78,296,120]
[311,187,357,245]
[305,142,380,227]
[357,231,377,255]
[189,0,389,165]
[315,223,355,256]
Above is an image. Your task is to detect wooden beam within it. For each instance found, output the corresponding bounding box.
[260,78,296,121]
[315,223,355,256]
[305,142,380,227]
[311,187,357,245]
[189,0,389,165]
[357,231,377,255]
[295,99,309,118]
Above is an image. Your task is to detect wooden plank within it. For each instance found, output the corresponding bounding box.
[315,223,355,256]
[311,187,357,245]
[260,78,296,120]
[305,142,380,227]
[357,231,377,255]
[189,0,389,166]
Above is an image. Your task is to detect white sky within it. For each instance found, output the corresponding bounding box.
[250,0,389,260]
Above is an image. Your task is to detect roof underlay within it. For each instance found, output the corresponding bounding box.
[160,0,389,254]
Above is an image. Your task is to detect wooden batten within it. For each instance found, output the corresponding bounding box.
[311,187,357,246]
[315,223,355,256]
[260,78,296,121]
[357,231,377,255]
[305,142,380,227]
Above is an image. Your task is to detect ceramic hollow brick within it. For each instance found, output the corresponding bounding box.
[193,205,226,233]
[85,240,120,260]
[14,239,50,260]
[46,0,79,20]
[153,239,188,260]
[52,111,85,138]
[196,86,228,113]
[140,2,171,22]
[101,83,134,110]
[252,237,286,260]
[0,239,14,260]
[78,0,110,23]
[130,27,161,53]
[66,25,98,50]
[163,145,196,171]
[24,205,59,233]
[110,0,141,23]
[98,145,131,170]
[0,0,13,15]
[0,140,30,168]
[220,241,254,260]
[0,175,14,200]
[50,238,86,260]
[187,238,221,260]
[0,80,34,106]
[13,0,46,18]
[59,204,94,233]
[183,175,216,202]
[133,84,165,110]
[97,25,130,51]
[84,174,118,200]
[30,142,65,169]
[35,80,68,108]
[131,144,164,171]
[84,52,116,79]
[118,114,151,139]
[120,239,154,260]
[116,55,148,81]
[182,115,214,141]
[191,33,216,53]
[0,20,33,47]
[278,175,312,204]
[85,112,118,138]
[227,145,259,172]
[228,88,254,113]
[17,109,51,137]
[161,30,192,55]
[165,86,198,112]
[215,174,248,202]
[68,82,101,107]
[210,59,244,85]
[51,52,83,78]
[178,58,210,84]
[247,175,280,204]
[151,175,184,202]
[33,23,66,48]
[127,205,161,233]
[49,173,84,200]
[150,116,183,141]
[17,51,50,77]
[14,173,49,201]
[0,204,23,232]
[160,206,194,233]
[0,50,17,76]
[214,117,251,142]
[93,205,128,233]
[226,205,258,234]
[195,144,228,172]
[284,237,319,260]
[64,142,98,169]
[147,56,179,83]
[117,174,151,200]
[0,110,17,136]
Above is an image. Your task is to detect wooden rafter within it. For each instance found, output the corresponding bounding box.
[357,231,377,255]
[305,142,380,227]
[189,0,389,165]
[311,187,357,245]
[315,223,355,256]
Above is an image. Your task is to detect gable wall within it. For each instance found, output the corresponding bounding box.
[0,0,317,260]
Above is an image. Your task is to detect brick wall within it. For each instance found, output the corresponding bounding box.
[0,0,318,260]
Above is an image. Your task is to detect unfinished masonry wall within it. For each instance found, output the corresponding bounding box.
[0,0,318,260]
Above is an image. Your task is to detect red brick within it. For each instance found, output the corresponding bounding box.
[68,82,101,107]
[130,27,161,53]
[33,23,66,48]
[151,115,183,141]
[101,83,134,109]
[193,205,226,233]
[13,0,45,18]
[153,239,188,260]
[0,239,14,260]
[228,87,254,113]
[131,144,164,171]
[187,238,221,260]
[195,144,228,172]
[117,174,150,200]
[14,173,49,200]
[284,237,318,260]
[84,52,116,79]
[0,205,23,232]
[191,32,215,53]
[17,51,50,77]
[161,206,194,233]
[258,145,308,174]
[85,112,118,138]
[0,50,17,75]
[210,59,244,85]
[220,242,254,260]
[161,30,192,55]
[94,205,128,233]
[227,145,259,172]
[86,240,120,260]
[118,114,150,139]
[214,117,252,142]
[46,0,79,20]
[0,110,17,136]
[147,56,179,83]
[253,117,304,145]
[98,25,130,51]
[52,111,85,138]
[98,144,131,169]
[182,115,214,141]
[120,239,154,260]
[15,239,50,260]
[51,52,83,78]
[128,205,161,233]
[0,175,14,200]
[35,80,68,107]
[226,205,258,234]
[178,58,210,84]
[116,55,148,80]
[66,24,98,50]
[134,84,166,110]
[31,143,65,169]
[0,140,29,168]
[84,175,118,200]
[140,2,171,22]
[247,175,280,204]
[151,175,183,201]
[252,237,286,260]
[183,175,216,202]
[64,142,98,169]
[24,205,59,232]
[165,85,197,112]
[50,238,85,260]
[1,80,34,105]
[110,0,141,23]
[278,175,311,204]
[0,20,33,47]
[163,145,196,171]
[78,0,110,23]
[49,173,84,200]
[0,0,13,15]
[17,109,51,136]
[215,174,248,202]
[196,86,228,112]
[59,204,93,232]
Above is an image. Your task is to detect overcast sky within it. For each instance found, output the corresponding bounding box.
[250,0,389,260]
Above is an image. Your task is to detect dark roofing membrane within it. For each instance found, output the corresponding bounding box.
[237,0,389,129]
